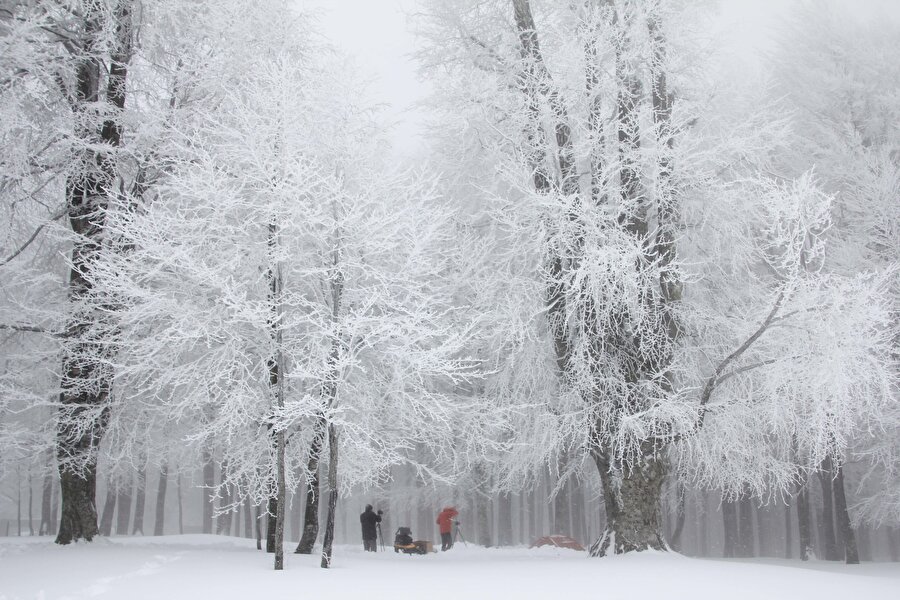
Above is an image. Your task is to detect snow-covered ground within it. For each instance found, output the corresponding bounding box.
[1,535,898,600]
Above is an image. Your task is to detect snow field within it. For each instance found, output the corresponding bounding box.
[1,535,898,600]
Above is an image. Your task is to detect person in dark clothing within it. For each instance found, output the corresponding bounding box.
[360,504,382,552]
[436,506,459,551]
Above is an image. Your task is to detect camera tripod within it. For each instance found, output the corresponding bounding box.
[453,520,468,548]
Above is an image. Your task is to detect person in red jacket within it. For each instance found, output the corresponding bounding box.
[436,506,459,551]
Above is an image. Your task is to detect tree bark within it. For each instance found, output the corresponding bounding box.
[498,491,513,546]
[115,477,133,535]
[784,500,793,559]
[98,478,116,536]
[737,489,755,557]
[154,463,167,536]
[885,526,899,562]
[589,451,666,556]
[290,479,303,542]
[132,464,146,535]
[216,461,232,535]
[856,524,872,562]
[255,503,262,550]
[176,471,184,535]
[266,496,277,553]
[294,417,325,553]
[755,503,768,557]
[28,471,35,535]
[722,496,738,558]
[668,482,687,551]
[55,0,132,546]
[698,491,709,557]
[16,467,21,536]
[553,458,572,537]
[50,478,59,535]
[797,480,813,560]
[243,497,252,539]
[831,462,859,564]
[202,450,215,535]
[40,467,53,536]
[817,457,839,560]
[320,425,339,568]
[274,427,286,569]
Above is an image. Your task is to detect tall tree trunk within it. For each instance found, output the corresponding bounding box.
[472,465,491,547]
[784,500,793,559]
[255,503,262,550]
[243,497,252,539]
[295,418,325,554]
[290,479,303,542]
[266,497,277,553]
[267,218,286,570]
[17,466,21,536]
[856,524,872,562]
[176,471,184,535]
[817,457,839,560]
[589,451,666,556]
[755,503,768,557]
[274,427,286,569]
[132,463,146,535]
[320,425,339,568]
[668,482,687,551]
[884,526,899,562]
[40,465,53,536]
[28,471,35,535]
[737,489,755,557]
[831,463,859,564]
[115,476,133,535]
[56,1,132,546]
[797,479,813,560]
[301,251,342,554]
[154,463,167,536]
[498,492,513,546]
[201,450,215,535]
[722,496,738,558]
[698,491,709,557]
[553,459,572,537]
[50,477,59,535]
[98,478,116,536]
[217,461,232,535]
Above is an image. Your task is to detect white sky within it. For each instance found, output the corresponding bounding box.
[297,0,885,158]
[299,0,429,159]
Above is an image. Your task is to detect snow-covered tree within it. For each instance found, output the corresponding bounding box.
[418,0,897,557]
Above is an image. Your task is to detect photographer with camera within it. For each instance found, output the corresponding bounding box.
[436,506,459,551]
[360,504,383,552]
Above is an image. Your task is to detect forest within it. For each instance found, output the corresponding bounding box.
[0,0,899,595]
